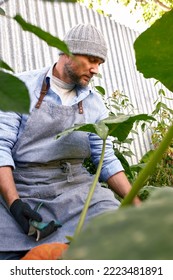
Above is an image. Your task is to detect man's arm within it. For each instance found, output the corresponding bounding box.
[0,166,19,206]
[0,166,43,234]
[107,171,141,206]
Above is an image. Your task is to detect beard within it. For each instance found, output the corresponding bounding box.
[64,62,90,87]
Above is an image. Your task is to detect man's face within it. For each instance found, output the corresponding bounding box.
[63,55,104,87]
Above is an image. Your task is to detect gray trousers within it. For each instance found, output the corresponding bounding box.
[0,251,28,260]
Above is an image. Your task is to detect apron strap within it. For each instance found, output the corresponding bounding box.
[35,76,83,114]
[35,79,49,109]
[78,100,83,114]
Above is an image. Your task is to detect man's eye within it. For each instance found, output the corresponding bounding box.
[88,56,103,65]
[89,57,100,63]
[89,57,95,63]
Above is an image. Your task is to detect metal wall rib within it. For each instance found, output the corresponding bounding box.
[1,0,172,164]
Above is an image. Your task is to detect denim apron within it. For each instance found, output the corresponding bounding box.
[0,82,120,251]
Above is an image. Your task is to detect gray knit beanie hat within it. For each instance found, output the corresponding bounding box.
[60,23,107,62]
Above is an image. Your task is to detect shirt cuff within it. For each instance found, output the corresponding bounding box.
[100,159,124,182]
[0,156,15,169]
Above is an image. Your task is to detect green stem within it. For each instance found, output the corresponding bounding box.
[73,139,106,240]
[121,122,173,207]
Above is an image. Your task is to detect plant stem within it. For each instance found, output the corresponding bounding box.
[73,139,106,240]
[121,123,173,207]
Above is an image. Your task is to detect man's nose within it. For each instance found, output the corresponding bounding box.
[90,64,99,74]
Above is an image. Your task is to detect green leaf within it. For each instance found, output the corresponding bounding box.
[14,15,71,55]
[111,104,120,111]
[130,129,138,135]
[130,163,146,173]
[65,236,74,242]
[122,138,133,144]
[0,71,30,112]
[140,149,155,163]
[138,185,157,201]
[95,86,105,95]
[56,122,109,140]
[123,150,134,157]
[0,7,5,16]
[153,102,162,114]
[56,114,154,142]
[65,188,173,260]
[114,148,133,179]
[134,9,173,92]
[0,59,14,72]
[158,102,173,114]
[158,88,166,96]
[94,121,109,140]
[103,114,154,141]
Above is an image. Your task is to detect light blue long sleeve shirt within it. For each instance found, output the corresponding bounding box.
[0,65,124,181]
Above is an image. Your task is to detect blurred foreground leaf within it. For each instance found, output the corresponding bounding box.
[134,9,173,92]
[0,59,14,72]
[65,188,173,259]
[0,71,29,112]
[14,14,71,55]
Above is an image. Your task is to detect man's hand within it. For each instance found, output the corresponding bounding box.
[132,196,142,206]
[10,199,42,234]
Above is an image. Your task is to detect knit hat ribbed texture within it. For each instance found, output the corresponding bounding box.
[60,23,107,62]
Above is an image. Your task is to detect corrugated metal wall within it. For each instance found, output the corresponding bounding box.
[1,0,172,164]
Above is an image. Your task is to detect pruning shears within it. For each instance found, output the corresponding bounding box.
[28,202,62,241]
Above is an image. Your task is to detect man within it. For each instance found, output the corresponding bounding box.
[0,23,140,259]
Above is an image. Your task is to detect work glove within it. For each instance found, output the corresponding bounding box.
[29,220,59,241]
[10,199,42,234]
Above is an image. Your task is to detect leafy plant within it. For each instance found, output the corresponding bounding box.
[141,88,173,186]
[56,114,154,240]
[94,86,142,183]
[94,82,173,188]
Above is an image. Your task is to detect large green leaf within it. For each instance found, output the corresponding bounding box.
[56,114,154,141]
[65,188,173,260]
[14,15,71,55]
[0,71,30,112]
[56,122,109,140]
[134,9,173,92]
[0,59,14,72]
[102,114,154,141]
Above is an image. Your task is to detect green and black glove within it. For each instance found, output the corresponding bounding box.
[10,199,42,234]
